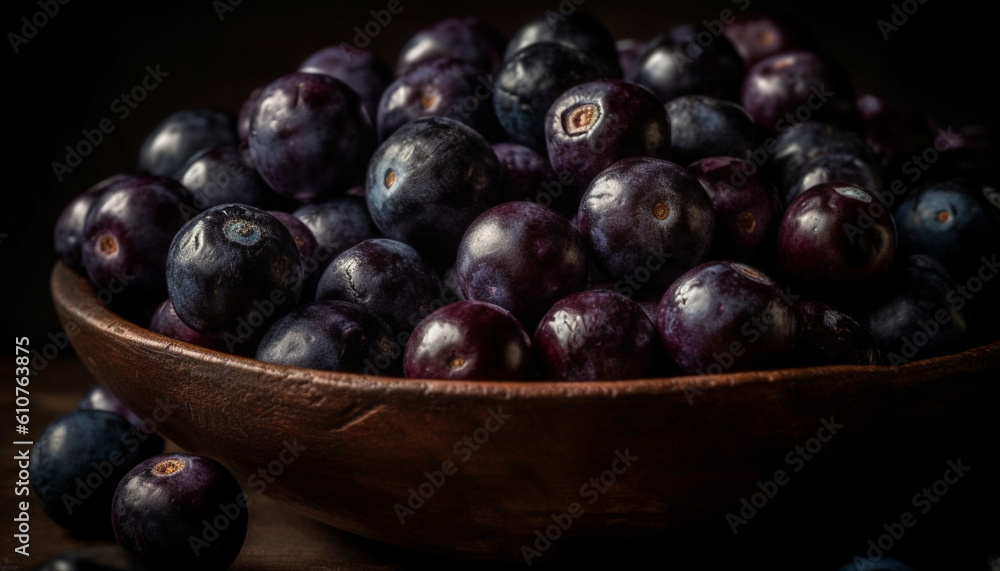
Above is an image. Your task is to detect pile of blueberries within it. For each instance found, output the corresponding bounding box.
[55,10,1000,385]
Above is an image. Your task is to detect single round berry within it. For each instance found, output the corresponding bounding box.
[55,175,128,272]
[166,204,303,354]
[365,117,502,268]
[577,157,716,294]
[112,453,248,571]
[457,201,589,330]
[629,25,745,103]
[777,182,896,297]
[256,301,401,375]
[249,72,374,202]
[664,95,761,166]
[395,17,506,77]
[404,301,531,380]
[299,45,392,122]
[138,109,238,178]
[656,261,798,375]
[149,299,224,351]
[178,145,273,211]
[534,290,658,381]
[793,299,880,366]
[504,11,622,77]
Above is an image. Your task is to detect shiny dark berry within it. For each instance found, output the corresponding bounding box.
[657,261,797,375]
[741,50,860,133]
[404,301,531,380]
[138,109,238,178]
[365,117,502,268]
[396,17,506,76]
[166,204,303,354]
[456,201,589,330]
[249,72,374,202]
[81,175,192,305]
[55,175,128,272]
[783,152,883,206]
[32,411,163,539]
[545,79,671,193]
[533,290,658,381]
[664,95,761,166]
[504,11,622,78]
[688,156,781,262]
[629,25,745,103]
[577,157,716,294]
[299,45,392,122]
[178,145,273,211]
[256,300,400,375]
[377,57,502,142]
[112,453,248,571]
[316,238,445,338]
[292,195,382,278]
[722,10,808,68]
[493,42,615,151]
[771,121,878,190]
[777,182,896,297]
[77,385,144,429]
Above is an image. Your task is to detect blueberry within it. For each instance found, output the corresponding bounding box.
[793,299,880,366]
[893,178,1000,280]
[741,50,860,133]
[577,157,716,295]
[316,238,444,338]
[166,204,303,354]
[629,24,745,103]
[54,175,128,272]
[504,11,622,78]
[138,109,238,178]
[299,45,392,122]
[656,261,797,375]
[256,300,400,375]
[533,290,658,381]
[865,255,970,365]
[493,42,615,151]
[377,57,502,142]
[777,182,896,299]
[178,144,274,211]
[81,175,192,305]
[112,453,248,571]
[545,79,671,194]
[688,156,781,262]
[783,151,883,206]
[149,299,224,351]
[456,201,589,330]
[249,72,374,202]
[365,117,502,268]
[32,411,163,538]
[395,17,506,77]
[404,301,531,380]
[664,95,761,166]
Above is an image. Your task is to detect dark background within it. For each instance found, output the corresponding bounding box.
[1,0,997,342]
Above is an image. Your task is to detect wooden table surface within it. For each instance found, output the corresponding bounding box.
[2,356,999,570]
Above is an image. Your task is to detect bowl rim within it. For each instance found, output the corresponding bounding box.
[50,261,1000,399]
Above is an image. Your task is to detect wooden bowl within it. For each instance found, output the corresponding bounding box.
[51,261,1000,561]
